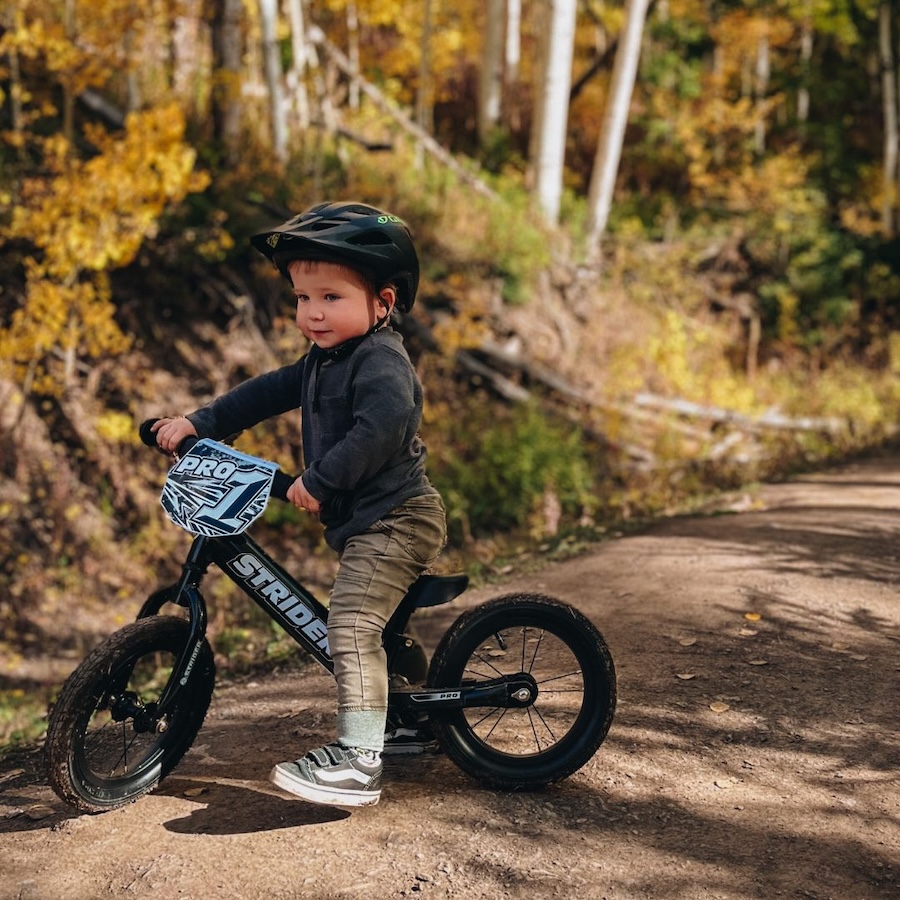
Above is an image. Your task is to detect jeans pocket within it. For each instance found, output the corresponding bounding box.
[402,497,447,566]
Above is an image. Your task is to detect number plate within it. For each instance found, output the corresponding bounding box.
[160,440,278,536]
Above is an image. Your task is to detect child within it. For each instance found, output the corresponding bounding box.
[152,202,447,807]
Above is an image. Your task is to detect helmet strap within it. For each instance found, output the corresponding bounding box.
[371,287,396,332]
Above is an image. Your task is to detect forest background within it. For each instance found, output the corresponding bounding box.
[2,0,900,747]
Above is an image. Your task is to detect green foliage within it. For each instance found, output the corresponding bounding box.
[0,686,48,749]
[383,153,553,305]
[430,399,596,540]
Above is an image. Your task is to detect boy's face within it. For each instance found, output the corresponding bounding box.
[288,260,393,350]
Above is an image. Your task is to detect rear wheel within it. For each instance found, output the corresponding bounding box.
[46,616,215,813]
[427,594,616,789]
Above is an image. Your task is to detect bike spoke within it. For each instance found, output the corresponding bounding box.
[464,657,505,679]
[534,669,584,687]
[528,701,558,745]
[525,628,546,674]
[474,706,509,740]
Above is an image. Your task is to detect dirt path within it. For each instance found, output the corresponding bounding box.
[2,455,899,900]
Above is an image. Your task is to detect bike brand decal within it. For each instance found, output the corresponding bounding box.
[226,552,330,654]
[180,640,204,685]
[161,440,278,537]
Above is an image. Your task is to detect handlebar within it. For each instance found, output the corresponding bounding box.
[139,418,296,502]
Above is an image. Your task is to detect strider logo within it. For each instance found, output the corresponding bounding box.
[227,552,330,654]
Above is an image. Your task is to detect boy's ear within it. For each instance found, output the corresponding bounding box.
[377,285,397,315]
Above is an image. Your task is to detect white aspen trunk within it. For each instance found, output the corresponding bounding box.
[286,0,311,129]
[259,0,288,163]
[533,0,578,223]
[62,0,76,145]
[527,1,548,175]
[347,2,360,109]
[797,6,813,123]
[880,2,898,235]
[416,0,434,154]
[506,0,521,82]
[585,0,650,253]
[754,33,770,154]
[478,0,506,143]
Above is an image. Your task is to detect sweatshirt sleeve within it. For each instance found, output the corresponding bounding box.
[301,347,418,498]
[187,358,306,440]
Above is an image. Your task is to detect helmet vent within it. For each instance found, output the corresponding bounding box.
[350,231,392,246]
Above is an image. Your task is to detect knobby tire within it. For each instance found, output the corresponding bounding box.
[45,616,215,814]
[427,594,616,790]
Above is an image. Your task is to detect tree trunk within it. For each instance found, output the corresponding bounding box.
[880,1,898,235]
[285,0,311,130]
[532,0,578,223]
[415,0,434,168]
[346,2,360,110]
[62,0,76,145]
[208,0,244,165]
[797,7,813,125]
[259,0,288,163]
[506,0,521,82]
[478,0,506,143]
[754,32,769,155]
[527,1,548,180]
[585,0,650,254]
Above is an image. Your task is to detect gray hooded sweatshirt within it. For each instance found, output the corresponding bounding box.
[187,328,437,551]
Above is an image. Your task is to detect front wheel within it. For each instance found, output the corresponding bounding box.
[45,616,215,813]
[427,594,616,790]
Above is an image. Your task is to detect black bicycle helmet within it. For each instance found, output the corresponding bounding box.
[250,201,420,313]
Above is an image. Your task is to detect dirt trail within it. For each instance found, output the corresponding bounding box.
[2,455,899,900]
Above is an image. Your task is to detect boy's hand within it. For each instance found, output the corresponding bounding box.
[287,476,321,515]
[151,417,198,454]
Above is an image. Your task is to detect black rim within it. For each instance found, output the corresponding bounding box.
[442,614,603,764]
[71,647,182,801]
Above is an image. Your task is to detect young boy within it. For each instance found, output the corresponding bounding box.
[152,202,446,807]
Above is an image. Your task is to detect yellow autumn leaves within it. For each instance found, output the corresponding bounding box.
[1,105,209,394]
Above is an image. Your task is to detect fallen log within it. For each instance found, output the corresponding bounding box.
[308,26,497,199]
[632,393,846,435]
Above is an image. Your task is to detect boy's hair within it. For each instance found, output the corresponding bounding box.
[251,202,419,313]
[286,258,381,299]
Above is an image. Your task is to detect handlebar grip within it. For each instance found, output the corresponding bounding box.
[271,471,295,502]
[139,418,160,447]
[139,418,199,457]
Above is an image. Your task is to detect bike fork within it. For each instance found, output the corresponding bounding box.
[147,537,212,721]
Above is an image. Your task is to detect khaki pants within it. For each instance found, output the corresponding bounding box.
[328,494,446,750]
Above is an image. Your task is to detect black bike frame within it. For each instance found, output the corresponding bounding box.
[143,531,535,722]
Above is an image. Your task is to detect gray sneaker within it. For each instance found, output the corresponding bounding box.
[270,744,382,807]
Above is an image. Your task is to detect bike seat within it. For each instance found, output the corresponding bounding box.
[405,573,469,609]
